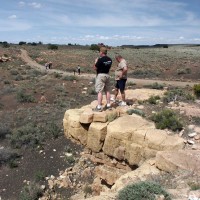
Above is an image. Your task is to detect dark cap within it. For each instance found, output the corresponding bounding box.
[100,47,107,54]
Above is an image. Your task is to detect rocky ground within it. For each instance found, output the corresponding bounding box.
[0,44,200,200]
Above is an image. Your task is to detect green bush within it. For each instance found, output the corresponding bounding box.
[151,109,183,131]
[20,182,43,200]
[63,75,77,81]
[126,109,145,117]
[193,84,200,97]
[46,123,62,139]
[10,124,45,148]
[16,90,35,103]
[148,95,160,104]
[48,44,58,50]
[144,82,164,90]
[118,181,171,200]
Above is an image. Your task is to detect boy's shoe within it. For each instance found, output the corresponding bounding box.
[92,106,102,112]
[105,104,112,110]
[118,101,127,106]
[110,97,116,102]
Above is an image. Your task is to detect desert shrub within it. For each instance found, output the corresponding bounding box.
[34,170,46,182]
[63,75,77,81]
[117,181,171,200]
[15,74,24,81]
[88,88,97,95]
[177,68,191,75]
[20,182,43,200]
[0,126,11,139]
[163,88,184,103]
[126,81,136,87]
[83,184,93,198]
[188,182,200,191]
[54,72,62,78]
[4,80,10,84]
[10,123,45,148]
[48,44,58,50]
[126,109,145,117]
[107,112,118,122]
[147,95,160,104]
[28,69,46,77]
[0,148,20,167]
[151,109,183,131]
[16,90,35,103]
[46,123,62,139]
[65,154,75,165]
[193,84,200,97]
[131,69,160,78]
[144,82,164,90]
[10,69,19,75]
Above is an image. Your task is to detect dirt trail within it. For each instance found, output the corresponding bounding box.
[20,49,199,87]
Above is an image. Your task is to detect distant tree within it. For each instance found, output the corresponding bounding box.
[19,41,26,45]
[48,44,58,50]
[2,41,10,48]
[38,41,43,45]
[90,44,100,51]
[31,42,37,46]
[163,44,168,48]
[68,43,72,46]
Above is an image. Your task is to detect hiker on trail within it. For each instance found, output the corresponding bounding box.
[111,55,128,106]
[48,62,52,69]
[73,68,76,75]
[45,62,52,69]
[45,62,49,69]
[93,47,112,112]
[77,65,80,75]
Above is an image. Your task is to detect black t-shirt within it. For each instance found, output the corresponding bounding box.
[95,56,112,74]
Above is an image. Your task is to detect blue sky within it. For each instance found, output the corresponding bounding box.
[1,0,200,46]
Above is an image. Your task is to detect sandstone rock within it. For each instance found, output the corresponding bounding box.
[155,150,200,174]
[95,165,127,186]
[79,108,93,124]
[93,111,108,122]
[87,122,107,152]
[111,159,160,192]
[63,109,88,145]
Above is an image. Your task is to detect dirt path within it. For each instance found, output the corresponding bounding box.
[20,49,199,87]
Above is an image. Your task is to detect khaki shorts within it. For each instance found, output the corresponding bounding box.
[95,73,110,93]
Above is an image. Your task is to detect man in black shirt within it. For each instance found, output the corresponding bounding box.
[93,47,112,111]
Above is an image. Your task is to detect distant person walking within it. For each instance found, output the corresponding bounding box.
[111,55,128,106]
[73,68,76,75]
[93,47,112,111]
[45,62,52,69]
[77,65,81,75]
[48,62,52,69]
[45,62,49,69]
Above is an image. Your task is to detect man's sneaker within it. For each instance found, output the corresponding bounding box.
[105,104,112,110]
[118,101,127,106]
[110,97,116,102]
[92,106,102,112]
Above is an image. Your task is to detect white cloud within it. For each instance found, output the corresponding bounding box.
[8,15,17,19]
[0,19,31,32]
[19,1,25,7]
[29,2,42,9]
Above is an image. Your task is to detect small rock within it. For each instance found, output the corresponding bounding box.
[187,140,195,145]
[194,135,200,140]
[188,132,197,138]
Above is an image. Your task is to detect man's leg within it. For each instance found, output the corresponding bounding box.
[97,92,103,108]
[120,90,126,102]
